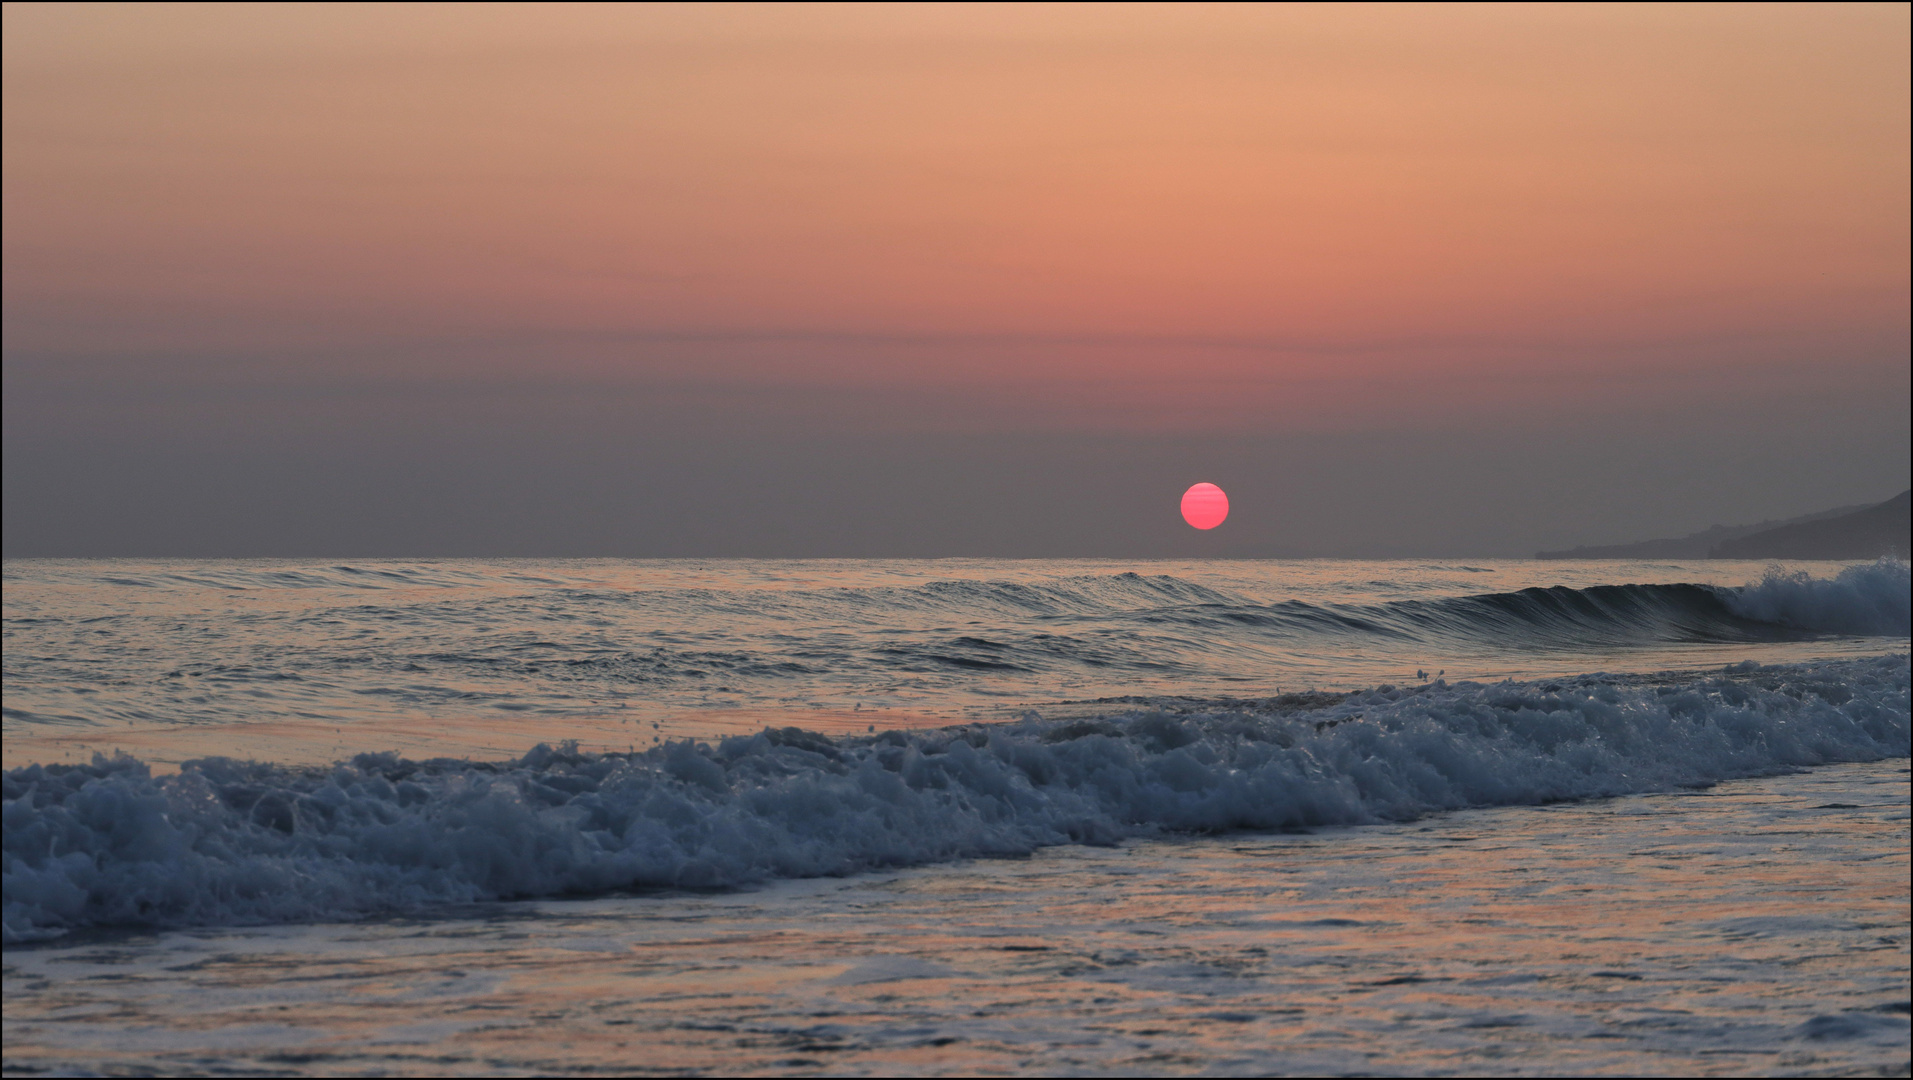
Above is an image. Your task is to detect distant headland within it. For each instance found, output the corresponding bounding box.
[1537,490,1911,560]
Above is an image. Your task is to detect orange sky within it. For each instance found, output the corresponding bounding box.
[4,2,1908,433]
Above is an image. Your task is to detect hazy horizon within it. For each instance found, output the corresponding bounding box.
[5,4,1908,557]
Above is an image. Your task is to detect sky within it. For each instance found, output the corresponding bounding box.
[3,2,1908,557]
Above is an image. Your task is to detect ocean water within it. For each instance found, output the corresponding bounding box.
[4,557,1909,1075]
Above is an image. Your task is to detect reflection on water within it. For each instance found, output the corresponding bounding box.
[4,558,1903,768]
[6,761,1905,1076]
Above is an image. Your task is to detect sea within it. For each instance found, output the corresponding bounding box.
[3,557,1908,1075]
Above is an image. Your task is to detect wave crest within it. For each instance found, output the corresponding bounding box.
[1724,559,1910,637]
[5,655,1906,942]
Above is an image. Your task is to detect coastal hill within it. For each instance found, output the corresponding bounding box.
[1536,491,1910,560]
[1710,490,1910,560]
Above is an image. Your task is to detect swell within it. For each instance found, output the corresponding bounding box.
[553,563,1907,645]
[1315,583,1796,649]
[514,562,1913,650]
[5,655,1906,941]
[5,566,1903,728]
[1165,560,1909,649]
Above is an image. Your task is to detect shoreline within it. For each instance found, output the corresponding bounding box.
[6,759,1907,1075]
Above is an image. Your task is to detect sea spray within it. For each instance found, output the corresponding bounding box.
[1724,558,1910,637]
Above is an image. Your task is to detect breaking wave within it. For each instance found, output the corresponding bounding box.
[1723,559,1910,637]
[6,655,1906,943]
[1210,559,1911,648]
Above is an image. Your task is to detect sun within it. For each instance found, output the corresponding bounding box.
[1180,483,1228,530]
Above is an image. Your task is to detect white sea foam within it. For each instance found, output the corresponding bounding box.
[5,655,1906,943]
[1724,558,1910,637]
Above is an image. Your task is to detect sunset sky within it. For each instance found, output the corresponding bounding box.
[4,2,1907,556]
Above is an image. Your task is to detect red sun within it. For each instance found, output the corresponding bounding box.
[1180,483,1229,530]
